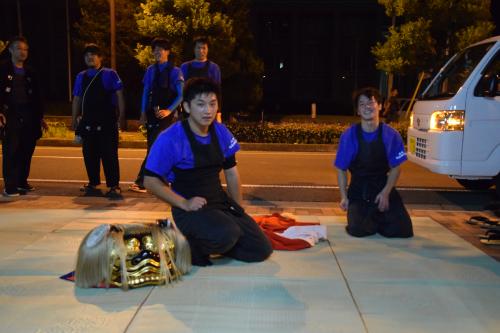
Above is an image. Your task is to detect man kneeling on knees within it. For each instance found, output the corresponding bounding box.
[144,77,273,266]
[334,87,413,238]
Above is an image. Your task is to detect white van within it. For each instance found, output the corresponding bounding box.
[407,35,500,190]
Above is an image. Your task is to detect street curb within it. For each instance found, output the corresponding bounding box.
[37,138,337,152]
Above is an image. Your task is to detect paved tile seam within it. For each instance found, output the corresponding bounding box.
[326,239,369,333]
[124,286,156,333]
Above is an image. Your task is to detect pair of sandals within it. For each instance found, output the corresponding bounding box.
[466,216,500,245]
[80,184,123,201]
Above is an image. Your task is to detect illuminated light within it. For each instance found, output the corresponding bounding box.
[430,110,465,131]
[409,113,414,127]
[279,62,284,69]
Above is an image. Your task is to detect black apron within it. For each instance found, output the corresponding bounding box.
[185,61,210,80]
[171,120,228,209]
[146,62,178,130]
[80,69,116,131]
[348,124,390,202]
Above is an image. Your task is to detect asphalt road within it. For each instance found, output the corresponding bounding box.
[0,146,497,208]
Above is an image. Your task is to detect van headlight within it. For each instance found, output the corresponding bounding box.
[430,110,464,131]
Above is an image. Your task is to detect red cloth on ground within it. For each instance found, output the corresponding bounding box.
[253,213,320,250]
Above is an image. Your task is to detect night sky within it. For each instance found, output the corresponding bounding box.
[1,0,499,116]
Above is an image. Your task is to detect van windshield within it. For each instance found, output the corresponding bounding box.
[421,42,495,100]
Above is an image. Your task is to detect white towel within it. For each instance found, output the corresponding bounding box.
[278,225,327,246]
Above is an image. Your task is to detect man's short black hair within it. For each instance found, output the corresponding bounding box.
[8,35,28,48]
[352,87,382,108]
[193,36,209,47]
[83,43,102,56]
[183,77,221,104]
[151,37,171,50]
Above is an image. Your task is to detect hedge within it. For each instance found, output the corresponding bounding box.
[226,121,409,144]
[41,120,409,145]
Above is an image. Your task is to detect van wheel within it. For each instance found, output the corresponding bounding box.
[456,179,495,190]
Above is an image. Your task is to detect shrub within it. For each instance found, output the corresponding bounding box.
[42,121,73,139]
[42,121,129,141]
[227,121,409,144]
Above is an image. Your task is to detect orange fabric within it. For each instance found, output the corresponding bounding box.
[253,213,320,251]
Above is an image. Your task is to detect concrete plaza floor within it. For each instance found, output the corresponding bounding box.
[0,194,499,333]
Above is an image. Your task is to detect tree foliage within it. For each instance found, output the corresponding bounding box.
[373,0,495,74]
[74,0,145,114]
[74,0,143,67]
[135,0,264,112]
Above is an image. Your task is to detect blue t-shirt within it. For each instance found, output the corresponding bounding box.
[334,123,407,170]
[180,60,221,84]
[13,67,25,76]
[145,121,240,183]
[141,62,184,113]
[73,67,123,96]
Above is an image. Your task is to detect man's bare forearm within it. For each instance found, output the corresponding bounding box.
[144,176,187,210]
[224,166,242,204]
[381,165,400,195]
[336,168,348,200]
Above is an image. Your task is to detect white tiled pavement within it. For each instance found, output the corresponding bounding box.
[0,208,499,333]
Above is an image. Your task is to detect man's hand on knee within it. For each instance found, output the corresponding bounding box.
[183,196,207,211]
[375,191,390,212]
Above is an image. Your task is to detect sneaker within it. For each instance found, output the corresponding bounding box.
[80,184,103,197]
[3,189,20,197]
[18,183,35,192]
[105,187,123,200]
[128,183,147,193]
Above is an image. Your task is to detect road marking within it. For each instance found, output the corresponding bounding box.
[31,155,145,161]
[4,178,467,192]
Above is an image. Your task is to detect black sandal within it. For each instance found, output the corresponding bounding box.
[479,232,500,245]
[479,229,500,239]
[105,187,123,201]
[466,216,499,226]
[466,216,491,225]
[80,184,103,197]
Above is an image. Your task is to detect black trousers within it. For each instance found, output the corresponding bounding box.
[172,203,273,265]
[346,189,413,238]
[82,128,119,188]
[2,115,37,193]
[134,126,161,186]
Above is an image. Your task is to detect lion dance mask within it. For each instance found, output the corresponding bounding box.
[75,219,191,290]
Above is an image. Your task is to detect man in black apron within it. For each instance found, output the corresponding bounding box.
[71,44,125,199]
[144,78,272,266]
[0,36,46,197]
[129,38,184,193]
[334,87,413,238]
[180,37,222,122]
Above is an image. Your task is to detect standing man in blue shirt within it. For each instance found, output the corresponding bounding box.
[129,38,184,193]
[181,37,222,122]
[144,77,272,266]
[0,36,46,197]
[334,87,413,238]
[72,43,125,200]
